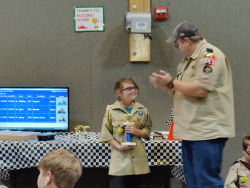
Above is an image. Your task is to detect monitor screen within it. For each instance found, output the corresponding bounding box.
[0,88,69,132]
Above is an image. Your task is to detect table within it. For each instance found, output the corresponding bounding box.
[0,132,185,187]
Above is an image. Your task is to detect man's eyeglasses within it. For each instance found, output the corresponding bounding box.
[245,149,250,156]
[121,86,138,92]
[174,39,184,48]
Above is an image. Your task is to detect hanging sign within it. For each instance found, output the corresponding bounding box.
[74,6,105,32]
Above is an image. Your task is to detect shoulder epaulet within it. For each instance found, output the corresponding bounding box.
[233,161,239,165]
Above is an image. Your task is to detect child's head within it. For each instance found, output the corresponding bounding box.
[37,148,82,188]
[242,135,250,162]
[114,78,139,102]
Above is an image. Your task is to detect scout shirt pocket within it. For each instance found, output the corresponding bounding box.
[134,116,144,130]
[112,121,126,144]
[238,171,249,187]
[133,113,150,133]
[182,66,196,82]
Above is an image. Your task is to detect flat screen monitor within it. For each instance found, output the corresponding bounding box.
[0,88,69,132]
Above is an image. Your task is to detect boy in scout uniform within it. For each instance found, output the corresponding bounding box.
[225,136,250,188]
[100,78,152,188]
[149,22,235,188]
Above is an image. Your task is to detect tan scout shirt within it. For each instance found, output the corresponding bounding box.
[173,39,235,140]
[100,100,152,176]
[225,157,250,188]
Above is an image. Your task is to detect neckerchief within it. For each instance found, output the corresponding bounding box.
[240,160,250,170]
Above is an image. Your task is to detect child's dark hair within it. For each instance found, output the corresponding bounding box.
[242,135,250,150]
[114,78,139,91]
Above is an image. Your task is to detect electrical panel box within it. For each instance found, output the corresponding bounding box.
[126,12,151,33]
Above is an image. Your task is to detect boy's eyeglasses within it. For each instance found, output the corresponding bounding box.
[121,86,138,92]
[245,149,250,156]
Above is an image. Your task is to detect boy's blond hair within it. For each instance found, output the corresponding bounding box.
[38,148,82,188]
[242,135,250,150]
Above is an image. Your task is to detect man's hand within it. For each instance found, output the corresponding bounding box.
[149,70,173,89]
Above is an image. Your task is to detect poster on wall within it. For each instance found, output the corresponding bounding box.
[74,6,105,32]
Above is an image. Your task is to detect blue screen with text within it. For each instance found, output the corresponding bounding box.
[0,88,69,131]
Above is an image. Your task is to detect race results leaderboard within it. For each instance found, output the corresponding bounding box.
[0,89,68,123]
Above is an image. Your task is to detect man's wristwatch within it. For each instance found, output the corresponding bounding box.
[167,79,174,89]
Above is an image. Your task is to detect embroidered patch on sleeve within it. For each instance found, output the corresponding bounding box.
[106,104,113,109]
[203,66,213,75]
[138,111,143,116]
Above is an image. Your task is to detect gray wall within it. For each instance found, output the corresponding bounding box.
[0,0,250,187]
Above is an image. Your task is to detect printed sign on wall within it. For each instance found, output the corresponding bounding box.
[74,6,105,32]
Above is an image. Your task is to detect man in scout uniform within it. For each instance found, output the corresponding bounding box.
[225,136,250,188]
[149,21,235,188]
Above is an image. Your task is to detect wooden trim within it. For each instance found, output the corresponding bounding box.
[129,0,151,62]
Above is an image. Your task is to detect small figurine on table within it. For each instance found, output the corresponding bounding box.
[74,125,90,135]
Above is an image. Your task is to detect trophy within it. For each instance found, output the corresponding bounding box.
[74,125,90,135]
[121,114,136,146]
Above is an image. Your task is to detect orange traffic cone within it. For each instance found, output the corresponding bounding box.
[167,121,181,141]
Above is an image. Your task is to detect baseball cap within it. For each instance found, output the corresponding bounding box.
[166,21,200,43]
